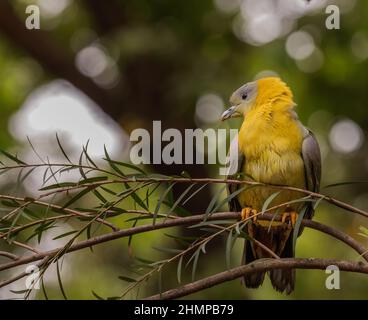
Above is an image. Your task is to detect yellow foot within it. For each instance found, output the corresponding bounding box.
[241,207,258,223]
[281,211,298,227]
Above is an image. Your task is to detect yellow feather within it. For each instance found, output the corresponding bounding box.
[237,78,305,212]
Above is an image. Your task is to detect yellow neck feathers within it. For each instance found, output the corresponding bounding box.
[254,77,294,112]
[239,77,302,156]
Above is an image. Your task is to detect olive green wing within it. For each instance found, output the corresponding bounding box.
[301,129,322,220]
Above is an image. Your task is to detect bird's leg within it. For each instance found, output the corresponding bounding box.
[241,207,258,222]
[281,211,298,228]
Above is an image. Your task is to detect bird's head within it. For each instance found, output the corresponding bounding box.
[221,77,293,121]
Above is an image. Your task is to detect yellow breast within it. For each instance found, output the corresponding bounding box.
[237,106,306,212]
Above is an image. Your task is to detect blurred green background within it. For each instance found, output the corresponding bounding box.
[0,0,367,299]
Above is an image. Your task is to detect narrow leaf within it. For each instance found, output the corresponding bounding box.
[118,276,137,283]
[56,133,72,163]
[177,256,183,284]
[261,191,281,214]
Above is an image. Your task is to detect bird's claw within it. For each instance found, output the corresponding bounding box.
[241,207,258,223]
[281,211,298,228]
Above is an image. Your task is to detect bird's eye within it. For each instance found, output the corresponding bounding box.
[242,94,248,100]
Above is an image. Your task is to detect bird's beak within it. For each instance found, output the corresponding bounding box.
[221,106,241,121]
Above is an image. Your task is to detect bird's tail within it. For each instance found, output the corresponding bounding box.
[268,235,295,294]
[242,240,265,288]
[243,223,295,293]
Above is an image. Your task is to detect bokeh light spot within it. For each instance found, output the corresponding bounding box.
[195,94,224,125]
[351,32,368,61]
[286,30,315,60]
[329,119,364,154]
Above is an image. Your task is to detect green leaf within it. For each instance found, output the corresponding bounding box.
[158,268,163,299]
[313,196,325,210]
[83,143,98,168]
[99,186,117,196]
[56,133,72,163]
[118,276,137,283]
[135,256,155,265]
[189,219,234,229]
[104,145,125,177]
[62,187,92,208]
[180,171,191,178]
[212,185,248,213]
[226,229,234,269]
[26,221,57,243]
[153,182,176,225]
[1,200,20,207]
[177,255,183,284]
[78,147,88,179]
[128,219,138,256]
[92,290,105,300]
[167,184,195,215]
[292,206,308,251]
[204,185,227,219]
[17,167,37,185]
[201,241,208,254]
[164,233,197,245]
[56,260,68,300]
[191,249,200,282]
[323,181,368,189]
[182,183,208,205]
[124,215,158,223]
[41,277,49,300]
[162,200,191,217]
[102,158,146,175]
[106,207,127,216]
[52,230,79,240]
[0,149,27,165]
[92,189,108,204]
[39,182,77,191]
[123,182,148,211]
[261,191,281,214]
[78,176,108,185]
[10,289,30,294]
[27,136,45,163]
[358,226,368,238]
[152,246,182,254]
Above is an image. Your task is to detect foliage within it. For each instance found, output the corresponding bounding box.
[0,141,367,299]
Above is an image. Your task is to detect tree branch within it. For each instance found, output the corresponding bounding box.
[0,211,366,288]
[144,258,368,300]
[0,251,19,261]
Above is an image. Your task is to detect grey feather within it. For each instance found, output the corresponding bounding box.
[301,129,322,220]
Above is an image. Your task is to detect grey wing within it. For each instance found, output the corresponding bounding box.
[301,129,322,219]
[225,135,245,212]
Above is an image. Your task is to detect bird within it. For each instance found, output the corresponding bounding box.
[221,77,321,294]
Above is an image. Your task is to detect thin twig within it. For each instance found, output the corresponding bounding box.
[0,251,19,260]
[11,241,40,254]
